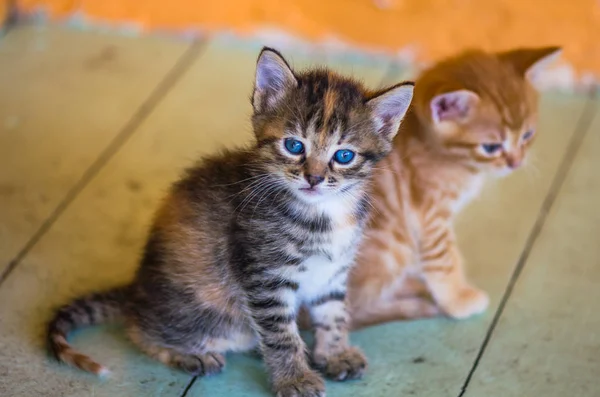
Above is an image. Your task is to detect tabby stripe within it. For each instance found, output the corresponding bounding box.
[421,250,447,262]
[257,314,295,333]
[421,241,449,261]
[392,246,409,265]
[55,309,75,327]
[246,279,299,292]
[332,264,350,279]
[355,196,370,221]
[256,137,279,148]
[360,151,380,162]
[280,231,306,245]
[263,341,299,353]
[422,264,453,274]
[300,249,332,261]
[310,291,346,307]
[276,204,331,233]
[423,230,448,252]
[285,256,303,267]
[76,301,97,323]
[369,233,389,250]
[392,227,408,241]
[249,297,287,310]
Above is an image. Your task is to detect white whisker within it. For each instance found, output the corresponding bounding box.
[236,178,282,215]
[225,175,274,200]
[251,182,286,219]
[213,173,272,188]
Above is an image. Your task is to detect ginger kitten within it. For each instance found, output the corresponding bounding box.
[46,48,414,396]
[348,46,560,328]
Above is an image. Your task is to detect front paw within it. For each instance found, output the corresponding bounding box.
[313,347,367,381]
[441,286,489,319]
[274,370,325,397]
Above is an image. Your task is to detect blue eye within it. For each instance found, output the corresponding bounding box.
[333,149,356,164]
[523,130,534,140]
[284,138,305,155]
[481,143,503,155]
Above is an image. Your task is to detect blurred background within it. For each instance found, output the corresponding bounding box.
[0,1,599,397]
[4,0,600,86]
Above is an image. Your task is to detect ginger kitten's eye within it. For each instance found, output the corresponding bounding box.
[284,138,305,155]
[522,129,534,141]
[333,149,355,165]
[481,143,503,155]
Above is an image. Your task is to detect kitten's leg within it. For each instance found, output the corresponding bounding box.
[308,273,367,381]
[419,227,489,319]
[246,278,325,397]
[146,348,226,376]
[350,296,441,329]
[127,325,226,376]
[349,244,440,327]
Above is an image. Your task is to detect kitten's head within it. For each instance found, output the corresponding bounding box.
[413,46,560,177]
[251,48,413,203]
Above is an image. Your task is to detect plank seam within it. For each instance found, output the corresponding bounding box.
[0,39,206,287]
[457,88,599,397]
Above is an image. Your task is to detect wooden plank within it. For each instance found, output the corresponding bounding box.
[464,100,600,397]
[0,26,188,273]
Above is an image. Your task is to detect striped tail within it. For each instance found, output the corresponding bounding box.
[47,286,128,376]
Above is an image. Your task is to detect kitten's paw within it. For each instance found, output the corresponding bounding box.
[274,370,326,397]
[174,352,226,376]
[313,347,368,381]
[442,286,489,319]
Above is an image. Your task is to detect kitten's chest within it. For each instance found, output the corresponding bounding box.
[294,203,361,301]
[450,175,485,213]
[305,201,362,260]
[294,256,345,302]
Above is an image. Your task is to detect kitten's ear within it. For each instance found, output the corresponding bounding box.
[430,90,479,125]
[367,82,414,140]
[252,47,297,113]
[498,46,562,79]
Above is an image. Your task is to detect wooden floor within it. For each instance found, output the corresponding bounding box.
[0,25,598,397]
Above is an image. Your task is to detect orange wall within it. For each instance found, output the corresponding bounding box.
[1,1,9,27]
[15,0,600,78]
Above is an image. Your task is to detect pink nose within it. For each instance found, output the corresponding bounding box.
[507,155,522,169]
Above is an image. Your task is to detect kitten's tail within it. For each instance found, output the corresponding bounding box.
[47,286,129,376]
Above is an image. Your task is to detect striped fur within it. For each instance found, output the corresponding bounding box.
[348,47,560,328]
[47,287,127,375]
[47,47,413,397]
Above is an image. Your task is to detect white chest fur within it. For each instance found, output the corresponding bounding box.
[293,199,360,303]
[451,174,485,213]
[295,256,345,302]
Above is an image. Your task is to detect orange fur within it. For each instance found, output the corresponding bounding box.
[349,47,560,328]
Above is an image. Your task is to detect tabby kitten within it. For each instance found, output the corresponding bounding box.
[348,47,560,328]
[47,48,414,396]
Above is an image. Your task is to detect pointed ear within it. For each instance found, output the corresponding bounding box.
[367,82,414,141]
[430,90,479,125]
[252,47,297,113]
[497,46,561,79]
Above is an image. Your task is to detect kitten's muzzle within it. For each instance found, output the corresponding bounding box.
[305,174,325,187]
[506,153,523,169]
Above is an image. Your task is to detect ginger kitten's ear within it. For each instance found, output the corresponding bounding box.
[430,90,480,125]
[367,82,414,141]
[497,46,562,79]
[252,47,297,113]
